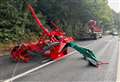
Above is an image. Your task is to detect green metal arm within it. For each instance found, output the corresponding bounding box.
[68,42,99,66]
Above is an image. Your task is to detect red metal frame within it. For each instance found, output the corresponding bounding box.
[10,4,74,62]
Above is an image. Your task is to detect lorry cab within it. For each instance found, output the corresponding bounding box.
[88,20,103,39]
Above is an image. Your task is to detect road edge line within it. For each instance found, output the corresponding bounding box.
[116,42,120,82]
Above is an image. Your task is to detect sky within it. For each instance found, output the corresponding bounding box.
[108,0,120,13]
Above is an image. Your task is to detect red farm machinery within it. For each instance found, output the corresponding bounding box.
[10,4,74,63]
[10,4,108,67]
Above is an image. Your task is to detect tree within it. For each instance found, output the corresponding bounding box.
[0,0,46,43]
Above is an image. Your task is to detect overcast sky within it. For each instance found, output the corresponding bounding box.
[108,0,120,13]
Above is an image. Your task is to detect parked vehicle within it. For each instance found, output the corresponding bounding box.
[78,20,103,40]
[112,31,118,36]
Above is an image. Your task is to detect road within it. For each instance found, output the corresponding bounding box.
[0,35,119,82]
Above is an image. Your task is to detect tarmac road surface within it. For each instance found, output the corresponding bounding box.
[0,35,119,82]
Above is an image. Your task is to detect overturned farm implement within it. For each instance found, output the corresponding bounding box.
[10,4,108,67]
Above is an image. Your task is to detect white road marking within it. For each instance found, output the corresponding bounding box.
[41,59,51,63]
[3,40,98,82]
[116,42,120,82]
[4,51,76,82]
[96,38,112,58]
[103,37,118,81]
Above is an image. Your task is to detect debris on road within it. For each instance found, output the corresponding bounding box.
[10,4,108,67]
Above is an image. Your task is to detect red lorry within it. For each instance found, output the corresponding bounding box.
[78,20,103,40]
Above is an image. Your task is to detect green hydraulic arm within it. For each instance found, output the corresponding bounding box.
[67,42,108,67]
